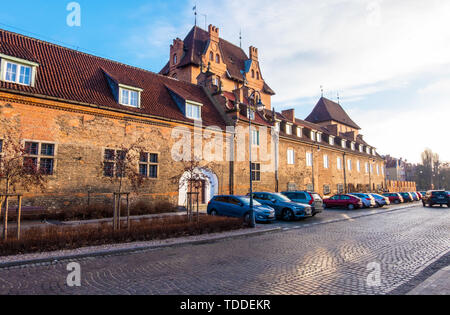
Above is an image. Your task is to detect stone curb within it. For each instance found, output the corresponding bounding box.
[0,203,422,269]
[0,227,282,269]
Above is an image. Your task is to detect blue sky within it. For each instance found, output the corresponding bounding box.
[1,0,450,163]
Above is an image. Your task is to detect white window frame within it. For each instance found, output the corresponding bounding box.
[185,100,203,121]
[297,127,303,138]
[286,124,293,135]
[357,160,361,172]
[366,147,371,154]
[360,145,364,153]
[274,121,281,133]
[351,142,356,151]
[306,152,313,167]
[287,148,295,165]
[337,157,342,170]
[251,129,260,146]
[0,54,39,87]
[119,84,143,108]
[365,162,369,173]
[310,131,315,141]
[323,154,329,169]
[329,136,335,146]
[317,132,322,143]
[347,159,352,171]
[342,140,347,149]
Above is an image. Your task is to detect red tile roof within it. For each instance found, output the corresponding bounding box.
[0,28,226,128]
[305,97,361,130]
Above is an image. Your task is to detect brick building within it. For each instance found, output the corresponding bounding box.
[0,25,386,209]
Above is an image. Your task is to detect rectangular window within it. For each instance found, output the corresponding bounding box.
[24,141,55,175]
[357,160,361,172]
[119,87,140,108]
[297,127,302,137]
[377,165,380,175]
[4,61,34,86]
[323,154,329,169]
[337,184,344,194]
[323,185,331,195]
[287,149,295,165]
[247,108,255,120]
[360,145,364,153]
[252,129,260,146]
[329,137,335,146]
[286,124,292,135]
[103,149,122,178]
[351,142,355,151]
[347,159,352,171]
[317,133,322,143]
[342,140,346,149]
[251,163,261,181]
[310,131,315,141]
[274,122,280,133]
[337,157,342,170]
[306,152,313,167]
[139,152,159,179]
[186,103,202,120]
[365,162,369,173]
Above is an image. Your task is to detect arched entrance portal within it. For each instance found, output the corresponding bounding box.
[178,168,219,207]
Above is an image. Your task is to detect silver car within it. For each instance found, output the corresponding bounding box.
[349,193,376,208]
[369,193,391,208]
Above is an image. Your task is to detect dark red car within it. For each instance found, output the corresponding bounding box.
[323,194,363,210]
[383,193,404,204]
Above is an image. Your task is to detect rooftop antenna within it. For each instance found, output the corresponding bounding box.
[193,5,197,26]
[337,92,340,105]
[239,29,242,48]
[201,14,207,30]
[320,85,324,97]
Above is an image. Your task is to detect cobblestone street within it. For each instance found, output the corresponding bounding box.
[0,204,449,295]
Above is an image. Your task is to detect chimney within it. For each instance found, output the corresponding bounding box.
[208,24,220,43]
[249,46,258,61]
[170,38,184,69]
[282,109,295,123]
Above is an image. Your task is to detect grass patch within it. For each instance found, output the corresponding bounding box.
[0,215,244,257]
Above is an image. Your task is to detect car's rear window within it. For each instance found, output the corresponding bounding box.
[432,191,447,197]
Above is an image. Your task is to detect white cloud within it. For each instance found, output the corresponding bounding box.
[192,0,450,103]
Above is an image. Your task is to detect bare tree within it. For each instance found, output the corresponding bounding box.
[101,137,147,229]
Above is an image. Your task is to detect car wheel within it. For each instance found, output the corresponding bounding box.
[348,204,355,210]
[210,209,218,216]
[243,212,252,224]
[282,209,295,221]
[422,202,426,207]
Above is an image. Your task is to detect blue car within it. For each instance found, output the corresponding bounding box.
[207,195,276,223]
[250,192,313,221]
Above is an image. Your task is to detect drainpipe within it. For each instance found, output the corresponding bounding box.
[343,152,347,193]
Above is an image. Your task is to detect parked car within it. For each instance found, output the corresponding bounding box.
[250,192,313,221]
[207,195,276,223]
[281,191,323,216]
[323,194,363,210]
[399,192,414,203]
[410,192,420,201]
[349,193,376,208]
[369,193,391,208]
[383,193,404,204]
[416,192,423,200]
[422,191,450,208]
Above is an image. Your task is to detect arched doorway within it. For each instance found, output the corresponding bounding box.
[178,168,219,207]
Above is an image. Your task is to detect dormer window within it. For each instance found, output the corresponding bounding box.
[297,127,302,138]
[329,136,335,146]
[186,100,202,120]
[359,145,364,153]
[119,85,142,108]
[310,131,315,141]
[351,142,356,151]
[366,147,371,154]
[342,140,347,149]
[0,55,39,87]
[286,124,292,135]
[274,122,280,133]
[215,54,220,64]
[317,133,322,143]
[247,108,255,120]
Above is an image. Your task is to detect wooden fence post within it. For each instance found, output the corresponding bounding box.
[17,195,22,240]
[2,195,9,241]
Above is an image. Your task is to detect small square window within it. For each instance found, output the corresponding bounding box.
[40,158,54,175]
[41,143,55,156]
[25,142,39,155]
[104,149,115,161]
[251,163,261,181]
